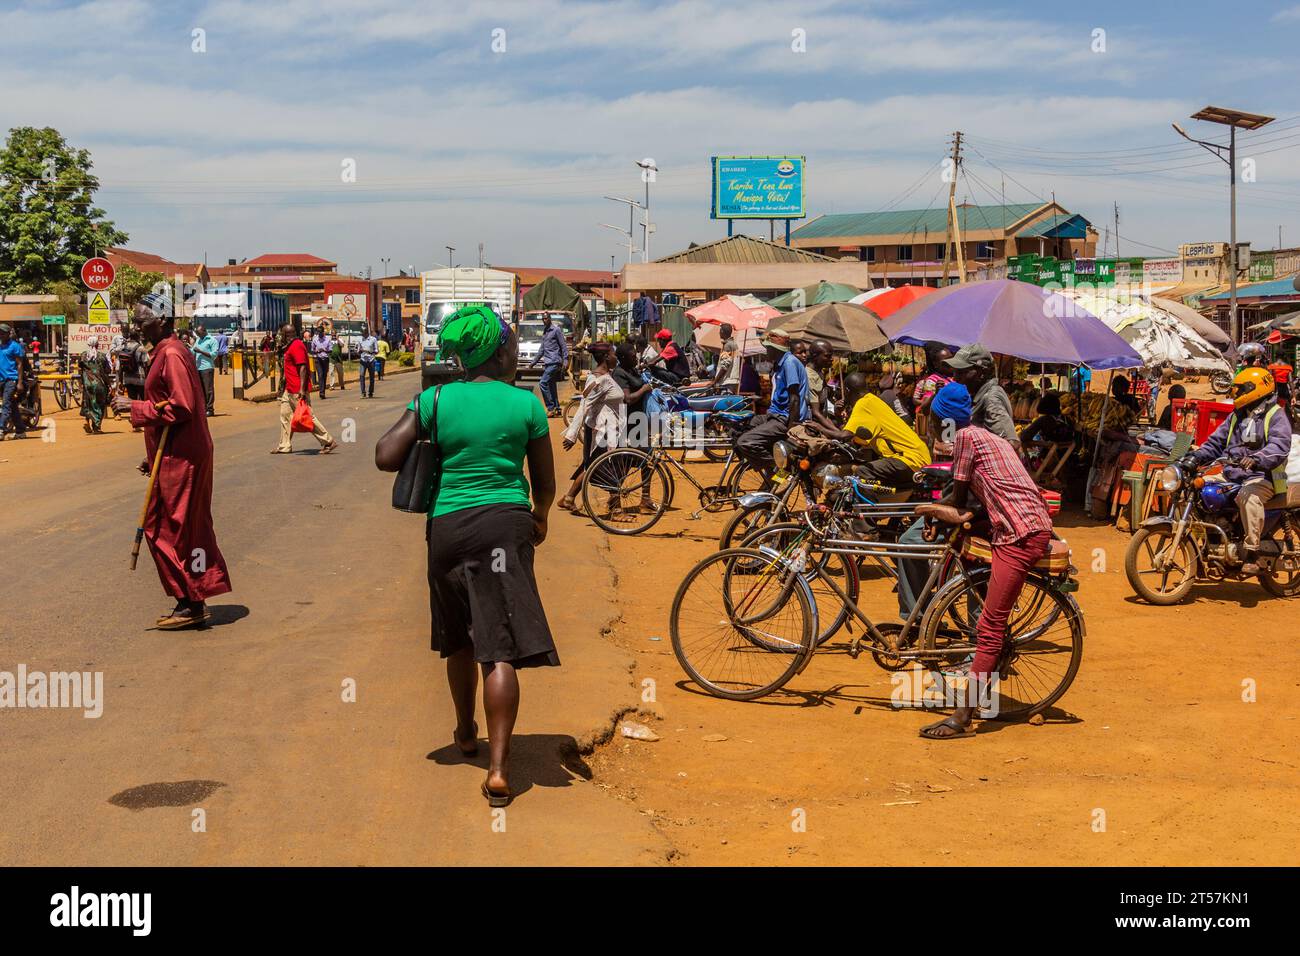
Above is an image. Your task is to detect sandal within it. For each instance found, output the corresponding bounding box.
[481,779,511,808]
[557,496,577,512]
[918,716,976,740]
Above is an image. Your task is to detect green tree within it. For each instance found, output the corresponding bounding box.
[112,263,167,312]
[0,127,128,293]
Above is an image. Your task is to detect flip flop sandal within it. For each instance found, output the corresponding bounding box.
[481,781,511,808]
[918,716,976,740]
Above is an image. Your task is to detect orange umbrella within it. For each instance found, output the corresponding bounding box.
[859,284,937,320]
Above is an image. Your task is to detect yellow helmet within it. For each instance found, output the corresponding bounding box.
[1231,366,1274,409]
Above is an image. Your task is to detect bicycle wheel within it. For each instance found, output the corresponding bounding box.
[919,573,1083,720]
[739,522,860,646]
[53,381,70,411]
[581,448,671,535]
[69,376,83,407]
[670,547,816,700]
[719,500,781,550]
[561,396,581,427]
[726,461,768,498]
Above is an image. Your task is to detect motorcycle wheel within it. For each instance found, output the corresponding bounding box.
[1258,559,1300,597]
[1124,527,1197,605]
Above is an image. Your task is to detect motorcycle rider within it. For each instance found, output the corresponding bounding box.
[1190,366,1292,576]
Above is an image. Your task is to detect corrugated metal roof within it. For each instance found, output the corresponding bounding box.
[654,235,837,264]
[1016,213,1090,239]
[792,203,1045,241]
[1203,276,1300,300]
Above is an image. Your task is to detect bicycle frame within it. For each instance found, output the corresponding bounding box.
[753,514,977,662]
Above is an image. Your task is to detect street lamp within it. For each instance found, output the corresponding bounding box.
[380,256,391,276]
[445,246,455,270]
[636,158,657,263]
[1172,105,1275,346]
[602,196,643,263]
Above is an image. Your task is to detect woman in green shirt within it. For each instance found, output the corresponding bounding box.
[375,305,557,807]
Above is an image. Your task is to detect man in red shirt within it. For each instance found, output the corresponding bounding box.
[917,382,1053,740]
[271,323,336,454]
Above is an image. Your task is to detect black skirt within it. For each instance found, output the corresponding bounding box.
[426,503,559,668]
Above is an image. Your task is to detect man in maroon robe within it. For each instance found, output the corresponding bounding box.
[113,297,231,629]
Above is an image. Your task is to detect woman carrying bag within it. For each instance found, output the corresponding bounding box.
[375,305,557,807]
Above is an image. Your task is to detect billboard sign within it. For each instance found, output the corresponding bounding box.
[711,156,806,219]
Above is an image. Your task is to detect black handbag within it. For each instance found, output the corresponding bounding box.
[391,387,441,513]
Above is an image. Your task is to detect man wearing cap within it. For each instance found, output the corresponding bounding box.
[735,330,808,469]
[0,323,27,440]
[649,328,691,382]
[916,382,1052,740]
[944,343,1019,449]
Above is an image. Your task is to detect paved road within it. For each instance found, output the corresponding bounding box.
[0,374,667,865]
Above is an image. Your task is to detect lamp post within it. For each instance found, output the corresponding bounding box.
[636,158,657,263]
[380,256,391,276]
[445,246,455,270]
[1172,105,1275,346]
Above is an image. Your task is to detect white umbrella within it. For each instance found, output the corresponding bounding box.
[848,287,892,306]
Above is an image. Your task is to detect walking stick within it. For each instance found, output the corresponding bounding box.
[130,401,172,571]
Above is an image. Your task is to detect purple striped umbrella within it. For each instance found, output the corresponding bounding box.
[881,279,1143,369]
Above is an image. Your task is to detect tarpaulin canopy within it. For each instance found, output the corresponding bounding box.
[520,275,590,326]
[857,284,937,320]
[1062,289,1230,374]
[765,301,889,354]
[881,279,1143,369]
[686,294,781,331]
[766,281,861,312]
[1148,296,1231,349]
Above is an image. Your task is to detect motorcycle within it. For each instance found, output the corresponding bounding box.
[1125,456,1300,602]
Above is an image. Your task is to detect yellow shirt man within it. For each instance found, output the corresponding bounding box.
[844,393,931,470]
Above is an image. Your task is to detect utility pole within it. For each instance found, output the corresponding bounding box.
[941,131,963,286]
[478,243,484,268]
[1113,203,1120,257]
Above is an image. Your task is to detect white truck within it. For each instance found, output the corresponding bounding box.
[419,267,518,386]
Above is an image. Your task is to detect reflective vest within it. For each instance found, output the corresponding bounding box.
[1227,404,1287,494]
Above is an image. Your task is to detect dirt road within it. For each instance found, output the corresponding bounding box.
[0,374,668,866]
[580,459,1300,866]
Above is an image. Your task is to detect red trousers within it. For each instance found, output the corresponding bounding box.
[971,531,1052,677]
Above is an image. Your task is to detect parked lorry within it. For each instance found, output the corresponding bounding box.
[418,267,518,388]
[192,285,289,345]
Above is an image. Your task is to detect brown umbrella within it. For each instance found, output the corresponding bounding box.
[765,301,889,353]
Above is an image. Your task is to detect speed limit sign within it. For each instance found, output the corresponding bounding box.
[81,257,115,291]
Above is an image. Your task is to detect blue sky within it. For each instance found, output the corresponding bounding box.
[3,0,1299,275]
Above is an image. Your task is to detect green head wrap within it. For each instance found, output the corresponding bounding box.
[437,304,509,368]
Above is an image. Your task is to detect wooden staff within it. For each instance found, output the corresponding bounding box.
[130,401,172,570]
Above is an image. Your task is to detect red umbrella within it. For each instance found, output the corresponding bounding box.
[860,284,937,320]
[686,294,781,331]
